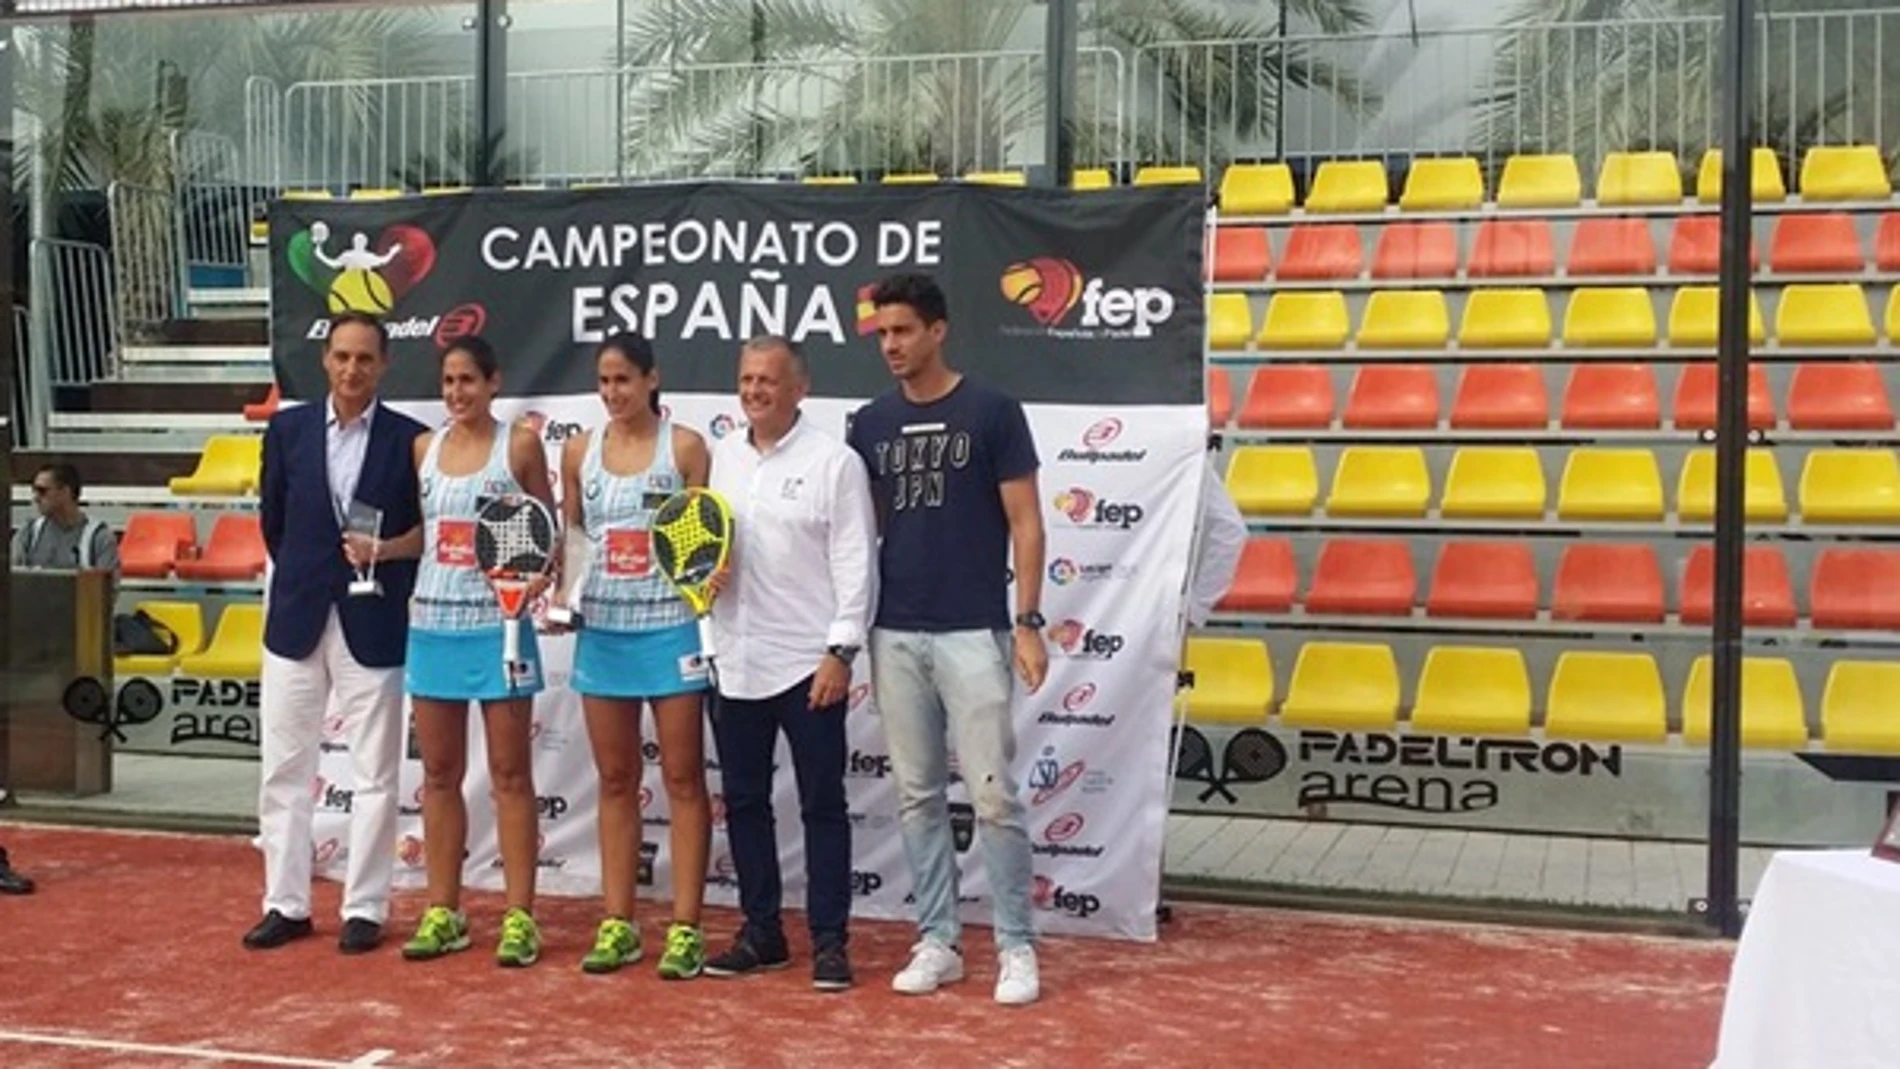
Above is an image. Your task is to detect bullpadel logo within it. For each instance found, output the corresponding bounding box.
[999,257,1177,338]
[290,218,486,347]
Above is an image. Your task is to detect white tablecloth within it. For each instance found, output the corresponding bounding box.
[1714,849,1900,1069]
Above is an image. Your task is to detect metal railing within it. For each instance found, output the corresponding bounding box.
[170,130,253,285]
[12,305,35,448]
[107,182,182,347]
[27,239,117,393]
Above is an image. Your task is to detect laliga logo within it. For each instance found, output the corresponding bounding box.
[708,414,741,439]
[289,220,435,315]
[1000,257,1084,326]
[1048,558,1080,586]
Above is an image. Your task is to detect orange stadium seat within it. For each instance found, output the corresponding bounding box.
[1567,218,1657,276]
[1303,538,1416,616]
[1449,365,1549,429]
[1426,540,1539,620]
[1787,363,1894,430]
[1672,363,1775,430]
[175,513,268,582]
[1810,548,1900,629]
[1561,364,1661,429]
[1216,538,1298,613]
[118,511,198,579]
[1678,544,1798,627]
[1342,365,1439,428]
[243,384,281,423]
[1468,219,1556,278]
[1667,216,1757,275]
[1876,214,1900,271]
[1769,213,1864,273]
[1208,368,1233,427]
[1372,222,1460,279]
[1239,365,1333,429]
[1552,543,1666,623]
[1211,227,1273,282]
[1277,224,1363,280]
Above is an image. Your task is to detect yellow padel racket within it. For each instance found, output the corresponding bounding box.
[651,487,734,683]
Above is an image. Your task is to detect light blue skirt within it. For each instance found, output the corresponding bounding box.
[406,625,545,702]
[573,621,708,699]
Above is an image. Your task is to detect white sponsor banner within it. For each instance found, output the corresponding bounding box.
[310,394,1202,941]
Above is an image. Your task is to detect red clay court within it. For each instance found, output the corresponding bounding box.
[0,823,1731,1068]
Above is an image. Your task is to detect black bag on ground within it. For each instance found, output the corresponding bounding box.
[113,610,179,658]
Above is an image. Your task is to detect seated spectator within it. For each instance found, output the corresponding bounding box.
[11,463,119,573]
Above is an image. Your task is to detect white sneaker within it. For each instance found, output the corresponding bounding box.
[994,945,1040,1005]
[891,939,964,995]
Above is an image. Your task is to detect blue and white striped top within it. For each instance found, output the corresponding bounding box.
[413,419,522,632]
[577,422,693,633]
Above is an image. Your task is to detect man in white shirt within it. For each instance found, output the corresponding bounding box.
[703,336,877,992]
[1187,456,1247,626]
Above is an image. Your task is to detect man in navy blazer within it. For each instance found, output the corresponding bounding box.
[246,312,427,955]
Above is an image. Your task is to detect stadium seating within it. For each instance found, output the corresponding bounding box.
[1497,154,1582,208]
[1877,215,1900,270]
[1438,448,1546,519]
[1211,227,1272,282]
[1809,548,1900,629]
[1357,292,1450,350]
[118,511,198,579]
[1556,449,1665,521]
[1562,287,1656,347]
[801,175,857,185]
[1821,661,1900,753]
[1769,213,1863,273]
[1666,287,1764,347]
[1596,150,1682,205]
[1676,448,1789,523]
[1208,293,1254,350]
[1695,147,1787,202]
[168,435,263,496]
[1458,289,1552,347]
[1551,544,1666,623]
[1449,365,1548,428]
[1468,220,1555,277]
[1372,222,1459,279]
[1425,541,1539,619]
[1239,365,1333,428]
[1673,363,1774,430]
[1134,165,1203,187]
[1342,364,1438,427]
[1799,450,1900,522]
[1546,651,1668,742]
[1279,225,1363,280]
[1777,283,1876,345]
[1208,368,1233,426]
[964,171,1026,186]
[1216,538,1298,613]
[1665,216,1749,274]
[1072,168,1113,190]
[1326,447,1431,517]
[1400,156,1484,211]
[112,600,206,676]
[1798,145,1890,201]
[1226,446,1319,515]
[1304,539,1416,615]
[243,384,280,422]
[1568,219,1657,276]
[1219,163,1294,214]
[1260,291,1352,349]
[177,604,266,679]
[1182,637,1274,723]
[1681,656,1808,749]
[1279,642,1401,730]
[1678,544,1798,627]
[175,513,267,582]
[881,172,938,184]
[1561,364,1661,429]
[1306,159,1389,213]
[1411,647,1533,735]
[1786,363,1894,430]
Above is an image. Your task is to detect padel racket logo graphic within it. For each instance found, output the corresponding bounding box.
[1171,726,1288,805]
[1000,257,1085,326]
[1062,682,1097,711]
[1081,417,1122,448]
[1043,812,1086,843]
[313,838,343,867]
[434,303,487,348]
[849,681,872,710]
[288,220,436,315]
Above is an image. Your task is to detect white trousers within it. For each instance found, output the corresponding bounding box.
[257,608,404,923]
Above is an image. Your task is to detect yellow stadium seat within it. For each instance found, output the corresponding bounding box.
[282,189,334,201]
[169,435,264,496]
[1800,450,1900,523]
[1072,168,1113,190]
[1556,448,1665,521]
[1305,159,1388,213]
[423,186,473,195]
[1887,288,1900,342]
[1596,150,1684,205]
[1227,446,1319,515]
[1458,289,1553,348]
[1356,290,1450,349]
[1696,147,1788,202]
[1777,283,1876,346]
[1676,448,1788,523]
[1822,661,1900,753]
[1440,447,1547,519]
[1400,157,1484,211]
[113,600,205,676]
[1220,163,1295,214]
[177,604,265,679]
[882,172,940,184]
[1208,293,1255,350]
[1497,154,1582,208]
[1799,145,1892,201]
[1411,647,1532,736]
[349,188,402,200]
[964,171,1026,186]
[1546,652,1667,743]
[1183,638,1275,724]
[1563,287,1658,348]
[1667,286,1765,347]
[1135,165,1203,186]
[802,175,858,185]
[1258,291,1351,349]
[1326,446,1431,517]
[1682,655,1809,749]
[1279,642,1400,731]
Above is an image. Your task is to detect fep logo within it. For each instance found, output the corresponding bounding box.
[522,410,583,443]
[1058,419,1147,465]
[999,258,1084,326]
[1032,874,1102,918]
[1000,258,1177,339]
[1047,619,1126,661]
[1051,487,1144,529]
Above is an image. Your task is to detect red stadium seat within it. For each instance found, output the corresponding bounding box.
[1552,543,1666,623]
[175,513,268,582]
[1876,214,1900,271]
[1342,365,1440,429]
[1449,365,1549,429]
[1811,548,1900,629]
[1561,364,1661,429]
[1277,224,1363,280]
[1426,540,1539,619]
[1673,362,1775,430]
[1667,215,1757,274]
[1211,227,1272,282]
[1678,544,1797,627]
[1208,368,1233,427]
[1787,363,1895,430]
[118,511,198,579]
[1304,538,1417,616]
[1567,218,1657,276]
[1238,365,1334,429]
[1769,213,1863,274]
[1468,219,1556,277]
[243,384,281,423]
[1372,222,1459,279]
[1216,538,1298,613]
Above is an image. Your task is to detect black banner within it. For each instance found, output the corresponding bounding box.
[268,183,1205,406]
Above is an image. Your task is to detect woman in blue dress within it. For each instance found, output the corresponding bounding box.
[559,332,716,979]
[399,335,557,968]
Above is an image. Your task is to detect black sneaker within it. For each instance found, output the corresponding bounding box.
[812,944,853,992]
[703,928,791,977]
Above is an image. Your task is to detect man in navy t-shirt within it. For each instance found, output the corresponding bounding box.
[846,272,1049,1007]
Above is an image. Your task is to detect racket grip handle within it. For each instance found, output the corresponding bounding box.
[503,618,522,666]
[697,615,716,664]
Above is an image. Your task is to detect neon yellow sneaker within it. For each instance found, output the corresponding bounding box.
[656,922,705,980]
[581,917,642,974]
[496,907,541,968]
[401,906,470,961]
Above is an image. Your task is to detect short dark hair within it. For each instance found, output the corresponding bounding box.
[870,273,948,324]
[442,334,501,379]
[597,331,661,415]
[325,311,388,352]
[36,462,81,500]
[743,335,809,382]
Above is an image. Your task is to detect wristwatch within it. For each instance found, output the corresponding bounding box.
[1014,610,1046,630]
[826,644,860,664]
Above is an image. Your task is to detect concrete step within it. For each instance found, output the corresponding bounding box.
[91,381,271,415]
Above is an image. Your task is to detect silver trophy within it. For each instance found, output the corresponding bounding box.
[544,525,591,628]
[345,501,385,597]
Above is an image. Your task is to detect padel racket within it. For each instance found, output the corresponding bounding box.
[474,493,558,689]
[650,487,734,682]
